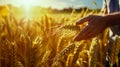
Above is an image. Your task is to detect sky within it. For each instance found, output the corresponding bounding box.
[0,0,103,9]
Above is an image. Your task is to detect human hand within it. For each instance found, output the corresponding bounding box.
[74,15,109,41]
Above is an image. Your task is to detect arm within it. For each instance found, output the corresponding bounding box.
[105,12,120,26]
[74,12,120,41]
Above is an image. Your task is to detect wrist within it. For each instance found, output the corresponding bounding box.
[103,14,114,26]
[103,12,120,26]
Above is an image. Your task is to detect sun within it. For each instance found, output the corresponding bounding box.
[22,0,34,11]
[17,0,49,19]
[19,0,37,18]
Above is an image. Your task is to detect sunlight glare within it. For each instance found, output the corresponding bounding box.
[20,0,36,19]
[22,0,33,11]
[18,0,50,19]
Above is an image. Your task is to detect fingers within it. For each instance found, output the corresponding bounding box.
[74,15,102,41]
[74,29,95,41]
[76,15,93,25]
[74,25,91,41]
[74,25,100,41]
[85,29,98,39]
[74,18,95,41]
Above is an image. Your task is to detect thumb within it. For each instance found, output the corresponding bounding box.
[76,15,92,25]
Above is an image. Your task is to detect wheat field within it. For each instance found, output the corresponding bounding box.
[0,8,120,67]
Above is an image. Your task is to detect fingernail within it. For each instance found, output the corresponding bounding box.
[74,37,81,41]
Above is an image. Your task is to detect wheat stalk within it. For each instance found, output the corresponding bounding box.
[110,36,120,66]
[89,38,99,67]
[53,43,75,66]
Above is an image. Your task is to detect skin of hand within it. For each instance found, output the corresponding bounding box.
[74,15,109,41]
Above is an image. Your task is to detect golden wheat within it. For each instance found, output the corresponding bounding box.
[0,8,119,67]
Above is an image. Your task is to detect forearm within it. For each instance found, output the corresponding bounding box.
[104,12,120,26]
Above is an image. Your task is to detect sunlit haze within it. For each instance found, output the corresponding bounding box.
[0,0,103,19]
[0,0,103,10]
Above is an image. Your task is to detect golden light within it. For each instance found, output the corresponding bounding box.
[20,0,37,19]
[15,0,51,19]
[22,0,33,11]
